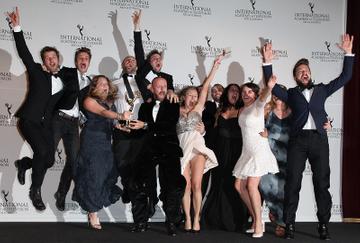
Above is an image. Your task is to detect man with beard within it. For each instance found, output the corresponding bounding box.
[127,77,186,236]
[132,10,178,103]
[52,47,92,211]
[261,36,354,240]
[8,7,64,211]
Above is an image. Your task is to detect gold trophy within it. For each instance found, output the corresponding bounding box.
[123,91,141,127]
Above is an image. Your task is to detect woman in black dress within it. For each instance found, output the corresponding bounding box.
[202,84,247,231]
[72,75,129,229]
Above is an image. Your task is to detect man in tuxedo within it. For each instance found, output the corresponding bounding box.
[112,55,151,206]
[128,77,186,236]
[261,35,354,240]
[132,10,178,103]
[8,7,65,211]
[52,47,92,211]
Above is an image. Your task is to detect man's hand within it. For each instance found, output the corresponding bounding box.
[132,9,141,30]
[167,90,179,103]
[115,124,131,133]
[337,33,354,54]
[129,120,145,130]
[7,6,20,28]
[261,42,273,63]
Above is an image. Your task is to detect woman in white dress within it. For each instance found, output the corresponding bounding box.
[233,76,279,238]
[176,56,222,232]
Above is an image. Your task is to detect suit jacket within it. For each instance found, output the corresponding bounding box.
[134,31,174,101]
[137,99,182,158]
[264,55,354,135]
[13,31,63,124]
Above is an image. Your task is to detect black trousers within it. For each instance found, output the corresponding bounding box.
[52,113,80,195]
[129,152,186,224]
[283,130,332,224]
[18,118,55,189]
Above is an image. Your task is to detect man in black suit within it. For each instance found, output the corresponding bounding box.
[128,77,186,236]
[261,35,354,240]
[8,7,65,211]
[52,47,92,211]
[132,10,178,103]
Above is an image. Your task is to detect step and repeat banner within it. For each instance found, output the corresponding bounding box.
[0,0,347,222]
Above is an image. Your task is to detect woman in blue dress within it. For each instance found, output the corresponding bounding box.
[72,75,130,230]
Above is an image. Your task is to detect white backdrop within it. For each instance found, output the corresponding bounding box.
[0,0,347,222]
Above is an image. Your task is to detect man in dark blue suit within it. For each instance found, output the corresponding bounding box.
[261,35,354,240]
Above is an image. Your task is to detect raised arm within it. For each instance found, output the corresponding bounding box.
[8,7,36,70]
[259,75,277,103]
[132,10,147,69]
[194,55,222,112]
[324,33,355,96]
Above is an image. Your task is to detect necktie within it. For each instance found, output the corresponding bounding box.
[152,100,160,121]
[298,82,315,92]
[122,73,135,99]
[80,75,87,89]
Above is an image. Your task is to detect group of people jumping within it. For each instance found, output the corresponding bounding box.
[7,6,355,240]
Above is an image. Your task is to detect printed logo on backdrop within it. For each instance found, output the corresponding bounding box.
[0,103,17,127]
[191,36,227,57]
[251,41,288,60]
[314,197,342,216]
[326,117,343,139]
[248,77,255,83]
[50,148,65,171]
[0,188,30,213]
[294,2,330,24]
[128,29,167,53]
[59,25,102,48]
[0,70,12,81]
[311,41,343,63]
[50,0,84,5]
[0,157,9,167]
[173,0,212,17]
[235,0,272,21]
[188,74,195,85]
[0,17,32,41]
[109,0,150,9]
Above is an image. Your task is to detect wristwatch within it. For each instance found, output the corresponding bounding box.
[143,122,148,130]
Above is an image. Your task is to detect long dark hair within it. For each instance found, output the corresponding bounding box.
[219,83,242,113]
[88,75,117,102]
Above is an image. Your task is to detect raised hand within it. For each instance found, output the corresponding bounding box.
[261,42,273,63]
[108,10,118,26]
[132,9,142,30]
[267,75,277,89]
[337,33,354,54]
[212,54,223,71]
[7,6,20,28]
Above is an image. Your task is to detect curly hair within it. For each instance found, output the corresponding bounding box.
[219,83,242,113]
[88,75,118,102]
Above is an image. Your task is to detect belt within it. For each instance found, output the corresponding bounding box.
[57,111,78,122]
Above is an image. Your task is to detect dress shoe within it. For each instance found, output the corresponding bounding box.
[14,159,26,185]
[121,189,130,204]
[246,221,265,233]
[318,223,331,240]
[166,222,177,236]
[29,188,46,211]
[284,224,295,239]
[130,222,148,233]
[54,191,66,211]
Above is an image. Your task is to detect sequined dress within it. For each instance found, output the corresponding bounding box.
[176,111,218,175]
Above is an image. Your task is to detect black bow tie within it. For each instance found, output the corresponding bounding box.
[298,83,315,92]
[122,73,134,79]
[52,73,59,78]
